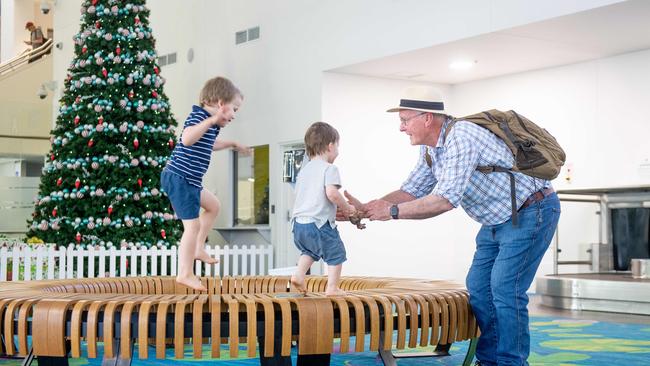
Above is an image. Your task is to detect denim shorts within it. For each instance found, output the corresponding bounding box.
[292,222,347,266]
[160,169,201,220]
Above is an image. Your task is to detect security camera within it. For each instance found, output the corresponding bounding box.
[37,85,47,99]
[40,0,51,14]
[55,42,63,50]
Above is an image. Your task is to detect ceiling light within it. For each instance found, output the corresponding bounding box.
[449,60,476,70]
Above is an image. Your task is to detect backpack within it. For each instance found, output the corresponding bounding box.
[425,109,566,225]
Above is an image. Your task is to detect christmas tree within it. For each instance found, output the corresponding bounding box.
[26,0,182,249]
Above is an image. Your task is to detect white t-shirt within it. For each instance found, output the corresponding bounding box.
[291,158,341,228]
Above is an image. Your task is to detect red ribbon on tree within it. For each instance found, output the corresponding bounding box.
[75,178,81,189]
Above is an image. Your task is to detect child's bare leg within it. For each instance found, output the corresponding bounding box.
[291,255,314,293]
[176,219,207,291]
[325,264,345,296]
[195,190,220,264]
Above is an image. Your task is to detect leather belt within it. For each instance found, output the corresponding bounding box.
[519,187,554,211]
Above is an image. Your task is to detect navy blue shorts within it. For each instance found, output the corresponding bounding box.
[161,169,201,220]
[292,222,347,266]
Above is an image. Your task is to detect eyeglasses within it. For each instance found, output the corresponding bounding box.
[399,111,426,125]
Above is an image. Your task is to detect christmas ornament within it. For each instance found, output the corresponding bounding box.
[56,177,62,186]
[52,207,57,217]
[160,229,166,239]
[137,178,143,188]
[107,205,113,216]
[75,178,81,189]
[87,138,94,147]
[133,138,139,149]
[76,232,82,243]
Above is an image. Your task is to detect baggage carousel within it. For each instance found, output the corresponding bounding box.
[536,272,650,315]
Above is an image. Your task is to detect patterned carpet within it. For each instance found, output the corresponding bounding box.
[0,316,648,365]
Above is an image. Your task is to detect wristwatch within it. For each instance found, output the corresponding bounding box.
[390,204,399,220]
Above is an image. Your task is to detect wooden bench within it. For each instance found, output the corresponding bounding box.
[0,276,478,365]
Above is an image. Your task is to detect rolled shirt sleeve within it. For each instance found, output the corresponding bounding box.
[401,146,437,199]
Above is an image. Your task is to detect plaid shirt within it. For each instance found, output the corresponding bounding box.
[401,118,551,225]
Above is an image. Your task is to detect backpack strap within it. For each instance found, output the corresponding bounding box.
[439,116,521,226]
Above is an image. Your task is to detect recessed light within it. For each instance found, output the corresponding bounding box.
[449,60,476,70]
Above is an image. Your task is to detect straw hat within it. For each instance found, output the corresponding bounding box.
[386,86,447,114]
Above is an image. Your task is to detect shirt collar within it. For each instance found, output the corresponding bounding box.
[434,117,453,149]
[192,105,211,119]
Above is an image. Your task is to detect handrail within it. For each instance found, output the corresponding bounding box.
[0,39,53,77]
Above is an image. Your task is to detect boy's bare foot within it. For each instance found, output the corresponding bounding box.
[195,250,219,264]
[176,275,207,291]
[325,288,346,296]
[290,275,307,294]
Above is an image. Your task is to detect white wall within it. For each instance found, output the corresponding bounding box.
[322,46,650,283]
[193,0,624,258]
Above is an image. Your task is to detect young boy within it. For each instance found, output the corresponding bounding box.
[290,122,358,296]
[161,76,249,291]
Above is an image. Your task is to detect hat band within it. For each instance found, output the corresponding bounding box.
[399,99,444,111]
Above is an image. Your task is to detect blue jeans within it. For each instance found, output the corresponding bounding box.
[466,193,560,366]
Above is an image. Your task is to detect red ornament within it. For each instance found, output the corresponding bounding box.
[128,89,134,99]
[115,46,121,55]
[52,207,57,217]
[135,15,141,24]
[107,205,113,216]
[74,115,80,125]
[133,138,139,149]
[87,138,94,147]
[92,0,98,5]
[168,138,174,149]
[75,95,81,104]
[82,45,87,54]
[152,90,158,98]
[153,66,159,75]
[95,20,101,29]
[50,154,55,161]
[137,178,143,188]
[98,115,104,125]
[56,177,62,186]
[161,229,166,239]
[101,67,107,77]
[75,178,81,189]
[76,232,82,244]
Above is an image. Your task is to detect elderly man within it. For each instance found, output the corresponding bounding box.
[345,87,560,366]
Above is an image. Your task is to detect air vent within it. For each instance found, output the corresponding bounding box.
[235,30,247,45]
[247,26,260,41]
[157,55,168,67]
[167,52,177,65]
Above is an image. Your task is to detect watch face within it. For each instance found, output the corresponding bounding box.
[390,205,398,218]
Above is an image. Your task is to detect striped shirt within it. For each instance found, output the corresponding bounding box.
[166,105,220,188]
[401,117,551,225]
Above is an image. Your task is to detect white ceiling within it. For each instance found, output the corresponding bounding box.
[331,0,650,85]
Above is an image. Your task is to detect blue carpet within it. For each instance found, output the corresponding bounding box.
[1,316,648,365]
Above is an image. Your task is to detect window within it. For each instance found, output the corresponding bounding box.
[234,145,269,226]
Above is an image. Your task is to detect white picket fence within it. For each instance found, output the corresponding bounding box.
[0,244,273,282]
